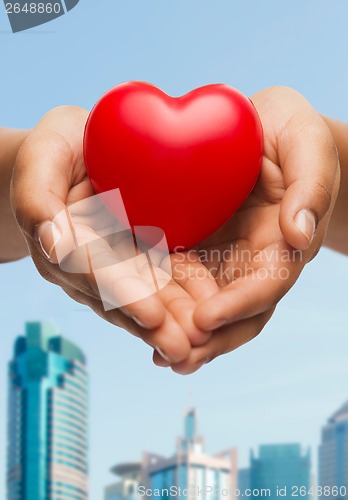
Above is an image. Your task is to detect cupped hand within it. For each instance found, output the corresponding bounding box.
[154,86,340,374]
[10,106,216,364]
[11,88,340,376]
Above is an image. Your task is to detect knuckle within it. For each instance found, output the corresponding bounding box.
[165,295,191,310]
[262,86,300,101]
[16,126,73,171]
[312,178,333,216]
[270,86,299,98]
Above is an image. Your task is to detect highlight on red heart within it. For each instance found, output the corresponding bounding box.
[84,81,264,251]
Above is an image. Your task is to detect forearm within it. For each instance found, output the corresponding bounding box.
[0,128,30,262]
[322,117,348,254]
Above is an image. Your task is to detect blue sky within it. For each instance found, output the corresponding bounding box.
[1,1,348,498]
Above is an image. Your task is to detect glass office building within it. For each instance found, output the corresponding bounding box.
[7,322,89,500]
[106,409,238,500]
[144,409,238,499]
[319,401,348,497]
[250,444,311,500]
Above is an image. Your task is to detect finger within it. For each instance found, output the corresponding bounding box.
[156,250,218,346]
[107,305,191,364]
[165,250,220,302]
[155,267,212,347]
[194,242,301,331]
[29,242,100,301]
[86,232,165,326]
[171,309,274,375]
[10,106,89,253]
[278,112,340,250]
[37,205,167,331]
[107,307,191,365]
[143,312,192,363]
[63,284,191,364]
[153,350,171,368]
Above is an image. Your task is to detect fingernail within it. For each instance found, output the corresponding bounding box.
[155,346,171,363]
[294,209,316,246]
[133,316,148,329]
[36,221,61,261]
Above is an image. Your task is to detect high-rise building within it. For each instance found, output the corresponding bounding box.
[319,401,348,497]
[7,321,89,500]
[250,444,311,500]
[238,468,250,492]
[105,409,238,500]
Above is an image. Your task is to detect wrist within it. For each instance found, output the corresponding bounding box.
[0,128,30,181]
[0,128,31,262]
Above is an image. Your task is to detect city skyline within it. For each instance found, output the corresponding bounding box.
[104,403,348,499]
[3,320,348,499]
[105,408,238,500]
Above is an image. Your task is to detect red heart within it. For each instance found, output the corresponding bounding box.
[84,82,263,251]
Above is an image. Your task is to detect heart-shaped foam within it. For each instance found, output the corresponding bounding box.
[84,82,263,251]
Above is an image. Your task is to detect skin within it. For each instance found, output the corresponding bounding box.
[321,116,348,255]
[0,86,345,375]
[0,128,29,262]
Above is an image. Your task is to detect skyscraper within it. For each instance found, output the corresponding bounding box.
[7,322,89,500]
[250,444,311,500]
[319,401,348,498]
[105,409,238,500]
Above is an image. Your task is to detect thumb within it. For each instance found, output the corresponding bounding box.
[278,116,340,251]
[10,106,88,262]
